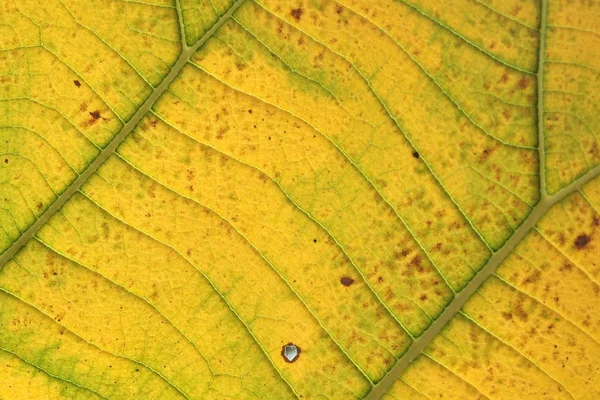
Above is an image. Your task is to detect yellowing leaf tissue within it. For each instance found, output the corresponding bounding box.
[0,0,598,399]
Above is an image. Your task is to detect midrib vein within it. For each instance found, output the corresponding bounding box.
[0,0,246,270]
[2,1,599,399]
[367,2,595,398]
[366,167,600,400]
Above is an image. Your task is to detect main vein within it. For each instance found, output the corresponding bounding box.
[0,0,246,270]
[366,1,599,398]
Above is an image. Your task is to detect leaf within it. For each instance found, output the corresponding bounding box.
[384,176,600,400]
[0,0,598,399]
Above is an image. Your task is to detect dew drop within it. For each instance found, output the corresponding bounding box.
[281,343,300,363]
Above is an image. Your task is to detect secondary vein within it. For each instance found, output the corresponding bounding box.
[0,0,246,270]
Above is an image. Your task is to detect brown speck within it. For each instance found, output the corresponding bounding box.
[518,77,530,89]
[574,234,591,249]
[90,110,101,120]
[412,151,420,159]
[248,109,253,114]
[4,159,7,164]
[290,8,303,21]
[73,80,81,87]
[340,276,354,287]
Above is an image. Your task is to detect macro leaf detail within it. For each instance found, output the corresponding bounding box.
[0,0,599,399]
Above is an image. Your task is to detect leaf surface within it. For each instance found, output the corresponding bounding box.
[0,0,598,399]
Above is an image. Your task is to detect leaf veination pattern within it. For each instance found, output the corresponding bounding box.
[0,0,598,399]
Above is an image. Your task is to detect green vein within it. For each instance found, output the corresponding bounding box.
[364,162,600,400]
[0,285,191,400]
[0,125,82,173]
[458,308,575,398]
[472,0,538,30]
[248,1,495,253]
[228,19,465,293]
[33,235,217,389]
[111,152,376,384]
[336,0,537,149]
[492,273,600,347]
[0,0,247,269]
[371,0,536,74]
[535,225,600,288]
[158,75,442,334]
[0,153,58,196]
[0,97,104,149]
[539,0,549,197]
[419,353,492,400]
[58,0,157,88]
[78,188,302,400]
[0,346,110,400]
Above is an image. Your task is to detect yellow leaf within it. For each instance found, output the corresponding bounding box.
[0,0,598,399]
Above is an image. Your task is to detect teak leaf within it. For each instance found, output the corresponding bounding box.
[0,0,598,399]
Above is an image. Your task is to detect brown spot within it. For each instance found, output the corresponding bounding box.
[502,312,513,320]
[290,8,303,21]
[559,263,573,272]
[4,159,7,164]
[412,151,420,159]
[73,80,81,87]
[518,77,531,89]
[410,255,424,273]
[500,72,509,83]
[574,234,591,249]
[481,148,492,159]
[340,276,355,287]
[248,109,253,114]
[90,110,101,120]
[281,343,301,363]
[523,269,541,285]
[420,294,428,301]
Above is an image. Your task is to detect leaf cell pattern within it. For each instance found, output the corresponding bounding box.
[0,0,598,399]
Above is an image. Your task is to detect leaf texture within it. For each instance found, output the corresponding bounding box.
[0,0,598,399]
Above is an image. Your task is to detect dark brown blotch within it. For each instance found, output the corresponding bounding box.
[290,8,303,21]
[340,276,355,287]
[574,234,591,249]
[73,80,81,87]
[90,110,101,120]
[412,151,420,159]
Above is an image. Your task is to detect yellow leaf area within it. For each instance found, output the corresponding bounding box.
[386,175,600,400]
[0,0,597,399]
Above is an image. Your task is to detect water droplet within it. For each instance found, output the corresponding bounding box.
[281,343,300,363]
